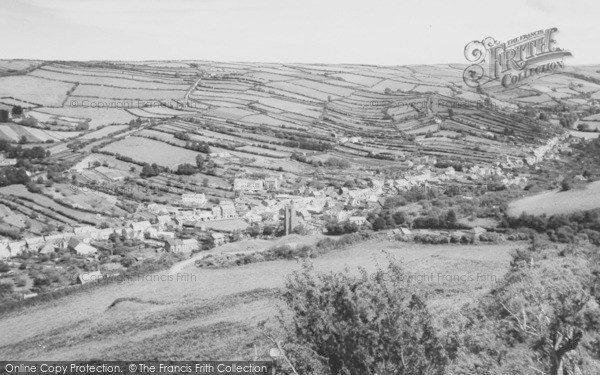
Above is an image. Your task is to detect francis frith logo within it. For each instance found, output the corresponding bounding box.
[463,27,572,88]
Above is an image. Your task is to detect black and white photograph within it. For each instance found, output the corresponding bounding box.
[0,1,599,374]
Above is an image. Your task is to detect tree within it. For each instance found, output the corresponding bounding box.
[450,243,600,375]
[392,211,406,225]
[324,157,350,169]
[195,154,205,171]
[262,226,274,236]
[279,261,448,374]
[176,163,196,175]
[577,123,591,132]
[325,221,358,235]
[18,136,27,144]
[140,163,160,178]
[11,105,23,116]
[76,122,90,131]
[174,131,191,141]
[372,217,387,231]
[561,179,571,191]
[246,225,261,238]
[0,282,14,297]
[494,256,596,375]
[446,209,457,226]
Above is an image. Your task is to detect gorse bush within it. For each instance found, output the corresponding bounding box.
[279,261,448,375]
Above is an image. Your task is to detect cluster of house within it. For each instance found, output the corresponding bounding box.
[0,219,200,260]
[524,136,563,165]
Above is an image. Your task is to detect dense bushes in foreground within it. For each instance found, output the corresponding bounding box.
[271,242,600,374]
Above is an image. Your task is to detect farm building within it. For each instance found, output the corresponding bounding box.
[218,201,237,219]
[39,243,56,255]
[399,227,412,235]
[264,177,279,190]
[297,208,312,221]
[68,238,98,255]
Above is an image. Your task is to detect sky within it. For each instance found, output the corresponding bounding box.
[0,0,597,65]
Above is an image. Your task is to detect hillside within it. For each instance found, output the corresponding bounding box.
[1,60,600,368]
[0,61,573,168]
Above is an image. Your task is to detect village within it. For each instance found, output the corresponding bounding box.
[0,126,573,299]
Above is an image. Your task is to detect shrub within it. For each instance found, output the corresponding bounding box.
[279,261,448,374]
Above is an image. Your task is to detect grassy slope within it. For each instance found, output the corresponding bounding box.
[0,239,519,360]
[508,180,600,216]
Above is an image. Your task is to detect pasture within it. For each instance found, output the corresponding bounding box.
[34,105,137,128]
[0,124,81,142]
[507,180,600,216]
[0,76,74,106]
[100,136,200,168]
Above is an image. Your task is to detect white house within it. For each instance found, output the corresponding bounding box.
[73,242,98,256]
